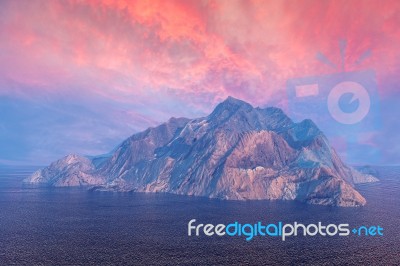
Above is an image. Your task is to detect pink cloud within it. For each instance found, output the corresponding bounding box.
[0,0,399,110]
[0,0,399,164]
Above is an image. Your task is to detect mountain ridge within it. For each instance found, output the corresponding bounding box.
[25,96,378,206]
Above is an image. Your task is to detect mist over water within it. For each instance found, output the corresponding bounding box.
[0,166,399,265]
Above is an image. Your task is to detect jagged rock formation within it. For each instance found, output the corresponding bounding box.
[25,97,378,206]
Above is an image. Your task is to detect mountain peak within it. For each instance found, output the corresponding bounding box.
[222,96,252,107]
[210,96,253,118]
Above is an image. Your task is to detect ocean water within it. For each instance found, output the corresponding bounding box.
[0,166,399,265]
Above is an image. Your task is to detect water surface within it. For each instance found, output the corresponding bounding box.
[0,166,399,265]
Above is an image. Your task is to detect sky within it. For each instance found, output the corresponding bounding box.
[0,0,399,165]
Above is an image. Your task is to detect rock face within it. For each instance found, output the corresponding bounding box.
[25,97,378,207]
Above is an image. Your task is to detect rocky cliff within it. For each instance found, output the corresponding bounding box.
[25,97,378,206]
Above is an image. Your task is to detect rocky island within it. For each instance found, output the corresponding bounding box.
[25,97,378,207]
